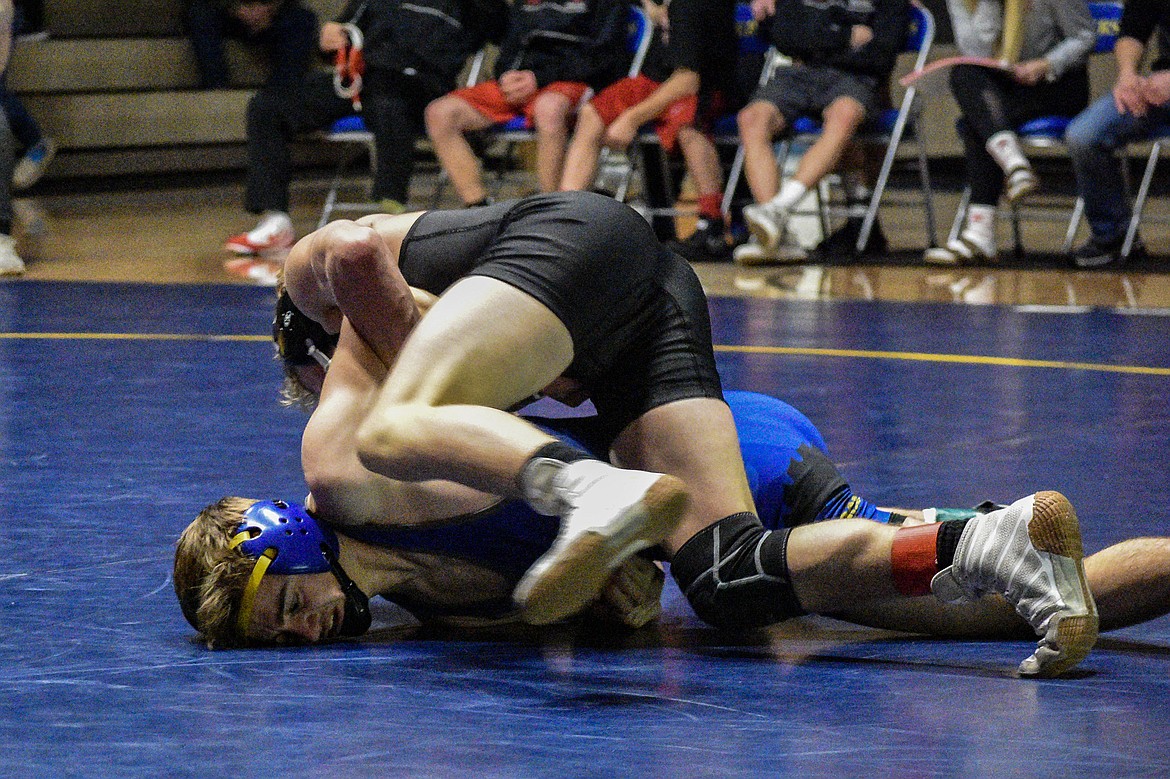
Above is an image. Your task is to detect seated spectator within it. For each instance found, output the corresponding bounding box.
[225,0,504,263]
[0,1,21,275]
[732,0,909,265]
[925,0,1094,265]
[1065,0,1168,268]
[559,0,740,263]
[424,0,629,207]
[183,0,317,91]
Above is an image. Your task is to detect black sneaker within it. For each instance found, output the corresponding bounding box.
[668,219,733,263]
[813,218,888,260]
[1069,235,1146,268]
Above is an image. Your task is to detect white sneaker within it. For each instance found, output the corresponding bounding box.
[0,234,25,276]
[931,491,1098,677]
[1005,166,1039,203]
[733,235,806,266]
[513,460,689,625]
[743,202,788,252]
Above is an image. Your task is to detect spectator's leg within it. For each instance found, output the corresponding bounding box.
[736,99,784,204]
[425,94,494,206]
[363,74,430,206]
[560,103,607,191]
[183,0,231,89]
[792,96,864,192]
[256,1,318,90]
[530,90,575,193]
[1065,94,1146,244]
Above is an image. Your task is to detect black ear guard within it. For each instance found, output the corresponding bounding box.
[273,290,340,368]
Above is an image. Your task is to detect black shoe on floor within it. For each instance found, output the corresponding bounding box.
[813,218,888,261]
[668,219,733,263]
[1069,235,1146,269]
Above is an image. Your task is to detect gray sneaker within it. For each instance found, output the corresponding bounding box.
[931,491,1097,677]
[513,461,689,625]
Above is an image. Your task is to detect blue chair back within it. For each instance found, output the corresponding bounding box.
[1089,1,1122,54]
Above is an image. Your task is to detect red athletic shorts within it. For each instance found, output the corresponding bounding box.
[451,80,590,125]
[589,74,700,152]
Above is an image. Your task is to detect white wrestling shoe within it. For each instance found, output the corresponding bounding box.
[513,460,689,625]
[931,491,1098,677]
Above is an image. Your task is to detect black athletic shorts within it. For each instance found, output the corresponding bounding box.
[398,191,724,440]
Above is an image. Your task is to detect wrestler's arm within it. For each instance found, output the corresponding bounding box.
[303,318,497,527]
[284,214,423,369]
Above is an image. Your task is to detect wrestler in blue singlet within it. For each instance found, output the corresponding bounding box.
[341,391,896,619]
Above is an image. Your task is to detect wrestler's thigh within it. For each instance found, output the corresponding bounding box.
[381,275,574,407]
[612,397,757,554]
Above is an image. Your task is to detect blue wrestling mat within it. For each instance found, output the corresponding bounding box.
[1,281,1168,777]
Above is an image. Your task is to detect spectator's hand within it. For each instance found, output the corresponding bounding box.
[319,21,348,53]
[1012,58,1050,86]
[751,0,776,20]
[500,70,538,105]
[590,556,664,629]
[642,0,668,30]
[604,113,640,149]
[233,1,277,34]
[1114,72,1150,116]
[1140,70,1170,107]
[850,24,873,50]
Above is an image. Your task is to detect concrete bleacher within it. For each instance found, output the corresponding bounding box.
[7,0,346,180]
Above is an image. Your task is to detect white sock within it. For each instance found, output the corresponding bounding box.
[769,180,809,213]
[249,211,292,241]
[985,131,1029,175]
[961,204,997,254]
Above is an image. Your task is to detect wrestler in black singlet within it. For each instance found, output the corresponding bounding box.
[397,191,723,441]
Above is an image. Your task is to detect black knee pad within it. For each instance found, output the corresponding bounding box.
[669,512,806,630]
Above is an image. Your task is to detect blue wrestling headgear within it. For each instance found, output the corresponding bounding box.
[230,500,371,641]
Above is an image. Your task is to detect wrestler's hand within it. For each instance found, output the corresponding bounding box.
[590,556,664,629]
[500,70,538,105]
[1114,72,1149,116]
[751,0,776,20]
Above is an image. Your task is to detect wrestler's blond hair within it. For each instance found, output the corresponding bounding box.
[173,497,258,649]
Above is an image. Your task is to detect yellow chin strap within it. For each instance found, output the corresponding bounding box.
[230,530,277,639]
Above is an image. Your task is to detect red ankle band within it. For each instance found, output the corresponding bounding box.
[890,523,942,596]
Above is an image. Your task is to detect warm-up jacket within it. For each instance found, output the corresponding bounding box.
[495,0,630,90]
[767,0,910,78]
[337,0,508,91]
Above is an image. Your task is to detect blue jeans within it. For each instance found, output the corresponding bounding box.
[1066,92,1170,243]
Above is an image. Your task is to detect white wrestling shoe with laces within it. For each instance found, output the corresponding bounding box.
[513,460,689,625]
[931,491,1098,677]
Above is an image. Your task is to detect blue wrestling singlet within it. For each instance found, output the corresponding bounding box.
[341,392,890,615]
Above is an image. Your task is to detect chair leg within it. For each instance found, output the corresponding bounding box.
[721,145,746,218]
[1062,197,1084,253]
[1010,199,1024,258]
[947,187,970,246]
[1123,141,1160,258]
